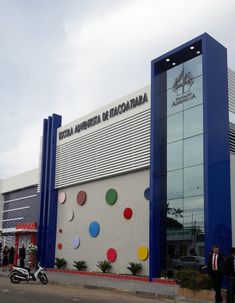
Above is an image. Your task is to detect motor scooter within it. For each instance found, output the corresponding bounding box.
[9,262,48,284]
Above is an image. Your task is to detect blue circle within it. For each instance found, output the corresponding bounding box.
[144,188,150,200]
[89,221,100,237]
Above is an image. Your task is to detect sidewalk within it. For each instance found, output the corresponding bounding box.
[46,269,178,300]
[0,268,214,303]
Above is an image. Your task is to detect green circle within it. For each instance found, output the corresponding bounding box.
[105,188,117,205]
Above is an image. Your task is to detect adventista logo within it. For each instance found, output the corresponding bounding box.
[171,66,196,107]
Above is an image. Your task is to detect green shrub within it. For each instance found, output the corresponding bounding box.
[127,262,142,276]
[96,260,111,273]
[176,268,213,291]
[73,260,87,271]
[55,257,67,269]
[166,269,174,279]
[161,269,174,279]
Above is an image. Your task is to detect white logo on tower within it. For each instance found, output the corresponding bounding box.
[172,66,196,107]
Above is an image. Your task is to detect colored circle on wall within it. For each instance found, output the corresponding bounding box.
[89,221,100,237]
[59,229,63,233]
[105,188,117,205]
[72,236,80,249]
[144,188,150,200]
[58,192,66,204]
[107,248,117,263]
[67,210,74,221]
[58,243,62,250]
[77,191,87,205]
[137,246,149,261]
[123,207,133,219]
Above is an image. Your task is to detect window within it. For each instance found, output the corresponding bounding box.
[184,55,202,79]
[184,105,203,138]
[184,135,203,167]
[167,141,183,171]
[183,76,203,110]
[167,170,183,199]
[167,112,183,143]
[184,165,203,197]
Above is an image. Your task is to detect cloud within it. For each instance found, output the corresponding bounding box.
[0,0,235,178]
[55,0,235,122]
[0,121,41,177]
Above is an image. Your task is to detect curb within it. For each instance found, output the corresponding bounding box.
[50,280,155,298]
[52,280,176,300]
[46,268,176,285]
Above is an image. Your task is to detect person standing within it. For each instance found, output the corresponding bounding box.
[207,245,224,303]
[8,246,15,271]
[0,243,2,267]
[222,247,235,303]
[19,244,26,268]
[2,245,9,272]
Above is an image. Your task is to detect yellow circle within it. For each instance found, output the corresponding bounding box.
[137,246,149,261]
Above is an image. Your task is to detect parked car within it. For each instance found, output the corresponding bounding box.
[171,256,205,271]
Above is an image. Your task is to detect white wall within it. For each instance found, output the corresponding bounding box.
[56,85,150,145]
[228,68,235,114]
[0,189,3,233]
[55,169,149,275]
[231,153,235,245]
[0,168,38,194]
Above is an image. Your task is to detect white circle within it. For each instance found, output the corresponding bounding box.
[58,192,66,204]
[67,210,74,221]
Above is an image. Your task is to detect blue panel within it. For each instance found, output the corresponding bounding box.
[150,33,231,278]
[202,35,231,259]
[42,116,52,264]
[46,114,61,267]
[37,114,61,267]
[150,36,203,279]
[37,119,48,265]
[149,70,167,279]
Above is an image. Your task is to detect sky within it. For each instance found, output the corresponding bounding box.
[0,0,235,179]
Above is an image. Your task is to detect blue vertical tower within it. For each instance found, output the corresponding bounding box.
[37,113,62,267]
[150,33,231,278]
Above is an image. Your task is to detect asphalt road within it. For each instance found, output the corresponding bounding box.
[0,276,166,303]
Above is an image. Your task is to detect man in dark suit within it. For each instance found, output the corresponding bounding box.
[222,247,235,303]
[207,245,224,303]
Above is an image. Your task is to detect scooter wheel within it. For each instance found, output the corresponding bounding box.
[38,273,48,285]
[10,273,21,284]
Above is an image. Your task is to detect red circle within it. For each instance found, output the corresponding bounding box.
[107,248,117,263]
[123,207,133,219]
[77,191,87,205]
[58,243,62,250]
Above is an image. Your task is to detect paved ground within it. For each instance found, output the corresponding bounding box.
[46,270,178,298]
[0,269,214,302]
[0,276,170,303]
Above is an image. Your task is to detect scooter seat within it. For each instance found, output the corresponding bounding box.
[20,267,31,272]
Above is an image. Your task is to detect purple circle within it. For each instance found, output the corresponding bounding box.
[72,236,80,249]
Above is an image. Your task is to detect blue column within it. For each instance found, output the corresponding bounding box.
[149,66,167,279]
[202,35,231,258]
[37,113,62,267]
[150,33,231,278]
